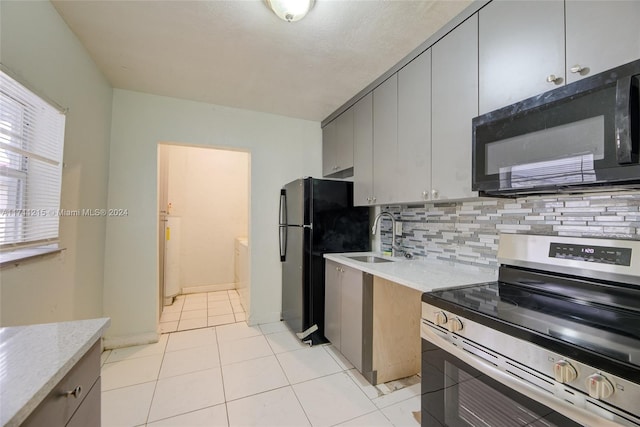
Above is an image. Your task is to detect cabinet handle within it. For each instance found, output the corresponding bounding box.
[570,64,586,74]
[65,385,82,399]
[431,189,439,200]
[422,191,429,200]
[332,165,339,171]
[371,196,376,203]
[546,74,562,84]
[366,197,371,202]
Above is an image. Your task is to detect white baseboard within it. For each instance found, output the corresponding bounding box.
[182,283,235,294]
[103,331,160,350]
[248,310,281,327]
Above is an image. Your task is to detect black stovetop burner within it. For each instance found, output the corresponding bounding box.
[424,265,640,378]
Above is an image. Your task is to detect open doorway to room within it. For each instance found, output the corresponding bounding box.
[157,143,250,333]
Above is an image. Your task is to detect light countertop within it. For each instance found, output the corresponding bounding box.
[324,252,498,293]
[0,317,111,427]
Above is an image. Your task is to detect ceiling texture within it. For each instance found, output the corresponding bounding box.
[52,0,472,122]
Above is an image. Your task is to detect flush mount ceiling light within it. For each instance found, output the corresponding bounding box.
[266,0,315,22]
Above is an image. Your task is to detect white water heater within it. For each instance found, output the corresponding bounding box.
[164,216,181,305]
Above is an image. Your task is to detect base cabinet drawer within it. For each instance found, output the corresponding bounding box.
[66,377,100,427]
[22,340,101,427]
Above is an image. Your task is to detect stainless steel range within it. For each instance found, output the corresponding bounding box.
[421,234,640,427]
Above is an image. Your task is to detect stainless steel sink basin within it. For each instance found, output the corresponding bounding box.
[347,255,394,263]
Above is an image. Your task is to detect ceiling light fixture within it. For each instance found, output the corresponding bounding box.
[266,0,315,22]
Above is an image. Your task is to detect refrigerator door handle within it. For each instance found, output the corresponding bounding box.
[279,189,287,262]
[279,225,287,262]
[279,189,287,226]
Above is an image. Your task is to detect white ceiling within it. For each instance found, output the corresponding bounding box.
[51,0,472,122]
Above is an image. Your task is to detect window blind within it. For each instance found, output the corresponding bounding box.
[0,70,66,249]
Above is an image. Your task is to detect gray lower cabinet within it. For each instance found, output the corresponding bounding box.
[324,260,343,350]
[431,15,478,200]
[324,260,372,374]
[339,264,366,372]
[22,341,101,427]
[479,0,565,114]
[565,0,640,84]
[353,93,374,206]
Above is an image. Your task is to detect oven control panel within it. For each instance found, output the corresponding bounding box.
[421,302,640,426]
[549,242,632,266]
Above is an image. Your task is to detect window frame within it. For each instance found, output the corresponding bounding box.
[0,66,67,264]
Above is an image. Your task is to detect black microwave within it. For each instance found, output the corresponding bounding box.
[472,59,640,196]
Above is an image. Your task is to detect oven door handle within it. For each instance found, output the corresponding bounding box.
[420,324,627,427]
[615,75,639,164]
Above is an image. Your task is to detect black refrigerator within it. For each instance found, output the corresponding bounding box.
[279,178,370,345]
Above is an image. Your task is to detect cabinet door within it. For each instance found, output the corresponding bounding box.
[479,0,565,114]
[432,16,478,201]
[340,265,364,372]
[336,107,354,173]
[322,119,338,177]
[373,75,398,205]
[353,93,374,206]
[565,0,640,84]
[324,260,342,349]
[396,49,431,204]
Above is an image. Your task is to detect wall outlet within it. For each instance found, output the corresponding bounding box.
[395,221,403,235]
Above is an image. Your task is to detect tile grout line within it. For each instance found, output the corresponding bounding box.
[214,325,232,427]
[143,329,170,426]
[271,336,314,427]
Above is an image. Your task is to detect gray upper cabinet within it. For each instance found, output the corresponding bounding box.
[337,0,638,206]
[370,51,431,206]
[353,93,374,206]
[479,0,565,115]
[322,107,354,177]
[322,119,338,177]
[565,0,640,84]
[396,50,431,204]
[373,75,398,206]
[431,16,478,201]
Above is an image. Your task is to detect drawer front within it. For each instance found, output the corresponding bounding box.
[65,376,100,427]
[22,340,100,427]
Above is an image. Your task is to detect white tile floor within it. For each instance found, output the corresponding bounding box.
[159,291,246,333]
[101,321,421,427]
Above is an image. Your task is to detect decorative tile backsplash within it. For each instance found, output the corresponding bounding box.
[380,191,640,268]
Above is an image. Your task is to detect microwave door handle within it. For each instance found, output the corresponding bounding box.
[615,75,639,164]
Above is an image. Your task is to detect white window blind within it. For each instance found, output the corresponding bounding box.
[0,70,66,249]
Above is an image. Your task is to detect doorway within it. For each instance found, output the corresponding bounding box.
[157,143,250,333]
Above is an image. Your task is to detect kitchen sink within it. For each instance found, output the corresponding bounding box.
[346,255,394,263]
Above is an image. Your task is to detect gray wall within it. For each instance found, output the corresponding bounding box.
[0,1,112,326]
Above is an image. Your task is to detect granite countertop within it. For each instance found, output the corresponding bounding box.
[0,317,111,427]
[324,252,498,293]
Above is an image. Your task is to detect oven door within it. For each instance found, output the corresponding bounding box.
[421,339,582,427]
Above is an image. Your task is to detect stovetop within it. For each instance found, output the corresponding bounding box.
[422,268,640,383]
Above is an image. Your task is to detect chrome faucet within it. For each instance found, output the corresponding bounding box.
[372,211,400,257]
